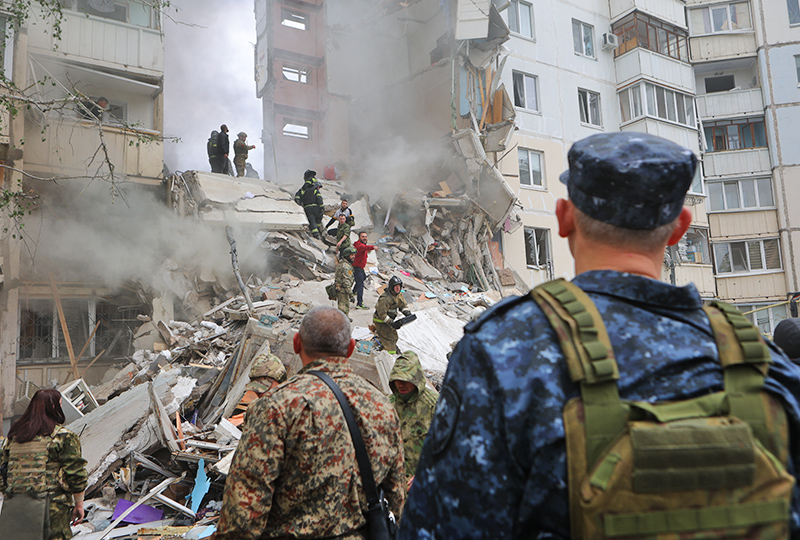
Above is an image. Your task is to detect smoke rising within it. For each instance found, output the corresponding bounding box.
[163,0,264,178]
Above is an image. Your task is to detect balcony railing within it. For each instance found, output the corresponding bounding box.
[696,88,763,120]
[689,32,757,63]
[24,118,163,182]
[702,148,771,178]
[28,10,164,75]
[615,48,694,93]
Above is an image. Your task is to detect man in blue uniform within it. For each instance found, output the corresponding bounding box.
[399,132,800,539]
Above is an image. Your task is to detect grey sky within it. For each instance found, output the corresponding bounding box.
[163,0,264,177]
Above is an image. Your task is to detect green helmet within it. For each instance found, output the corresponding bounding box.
[341,246,357,258]
[249,353,287,383]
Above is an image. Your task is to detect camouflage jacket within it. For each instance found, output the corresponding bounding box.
[0,426,88,504]
[233,138,252,157]
[373,290,408,324]
[389,351,438,480]
[216,355,406,540]
[337,222,352,251]
[335,259,355,293]
[399,271,800,540]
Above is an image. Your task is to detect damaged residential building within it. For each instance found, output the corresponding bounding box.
[0,1,165,426]
[252,0,722,306]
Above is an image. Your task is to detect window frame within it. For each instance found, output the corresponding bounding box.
[512,71,539,112]
[620,83,695,128]
[670,227,711,265]
[518,148,544,189]
[523,227,550,268]
[611,11,689,62]
[736,303,788,336]
[713,238,782,275]
[795,55,800,84]
[789,0,800,25]
[578,88,602,127]
[707,177,775,212]
[282,64,311,84]
[281,8,309,31]
[507,0,535,39]
[572,19,595,58]
[688,2,753,35]
[282,120,312,139]
[703,118,767,152]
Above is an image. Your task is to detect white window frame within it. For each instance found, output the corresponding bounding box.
[281,8,308,30]
[518,148,544,189]
[512,71,539,112]
[282,120,311,139]
[670,227,711,265]
[572,20,595,58]
[641,82,695,128]
[707,177,775,212]
[282,65,311,84]
[789,0,800,25]
[524,227,550,268]
[507,0,534,39]
[713,238,782,275]
[736,303,788,336]
[578,88,602,127]
[795,55,800,84]
[688,2,753,35]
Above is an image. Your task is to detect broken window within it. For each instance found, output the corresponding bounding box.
[282,65,311,84]
[281,9,308,31]
[283,121,311,139]
[736,303,787,335]
[714,238,781,274]
[572,20,594,57]
[524,227,549,268]
[518,148,543,188]
[512,71,538,111]
[508,0,534,38]
[19,299,55,360]
[578,88,601,126]
[76,0,128,23]
[671,227,710,264]
[704,75,736,93]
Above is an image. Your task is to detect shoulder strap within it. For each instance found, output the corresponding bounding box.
[530,279,628,468]
[308,371,380,508]
[703,301,780,456]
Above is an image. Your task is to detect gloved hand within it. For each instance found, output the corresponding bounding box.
[391,320,403,329]
[402,309,412,317]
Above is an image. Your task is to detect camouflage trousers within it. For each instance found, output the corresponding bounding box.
[234,155,246,177]
[337,291,351,316]
[374,321,398,353]
[50,498,74,539]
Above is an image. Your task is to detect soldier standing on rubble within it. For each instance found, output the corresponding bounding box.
[389,350,438,485]
[398,132,800,539]
[0,388,88,540]
[335,213,352,255]
[335,246,356,317]
[295,170,324,239]
[373,276,411,354]
[218,124,231,175]
[215,306,405,540]
[233,132,256,178]
[353,232,376,310]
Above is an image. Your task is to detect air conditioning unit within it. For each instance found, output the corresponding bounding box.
[601,32,619,51]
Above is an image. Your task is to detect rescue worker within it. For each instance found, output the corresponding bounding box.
[229,353,287,426]
[216,306,405,539]
[233,132,255,178]
[399,132,800,539]
[389,350,439,484]
[218,124,231,175]
[325,197,354,235]
[0,388,88,540]
[335,246,356,317]
[335,213,352,255]
[352,232,376,309]
[373,276,411,354]
[294,170,324,239]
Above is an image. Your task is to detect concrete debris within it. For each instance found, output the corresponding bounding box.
[64,164,529,538]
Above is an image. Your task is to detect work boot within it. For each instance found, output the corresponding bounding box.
[356,304,369,310]
[313,232,321,240]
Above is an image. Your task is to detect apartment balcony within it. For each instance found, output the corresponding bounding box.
[28,10,164,77]
[696,88,763,121]
[24,119,163,183]
[609,0,686,28]
[715,272,787,302]
[689,32,757,63]
[702,148,771,178]
[615,48,694,93]
[670,264,716,297]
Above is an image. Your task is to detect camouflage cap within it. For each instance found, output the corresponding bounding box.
[249,353,287,382]
[238,132,247,138]
[559,132,698,230]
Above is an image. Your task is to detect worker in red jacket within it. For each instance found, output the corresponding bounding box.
[353,232,376,309]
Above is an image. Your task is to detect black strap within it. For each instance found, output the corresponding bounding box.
[309,370,380,508]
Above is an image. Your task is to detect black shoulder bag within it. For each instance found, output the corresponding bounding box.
[309,371,397,540]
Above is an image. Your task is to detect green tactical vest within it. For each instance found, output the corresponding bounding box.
[7,427,64,496]
[531,279,794,540]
